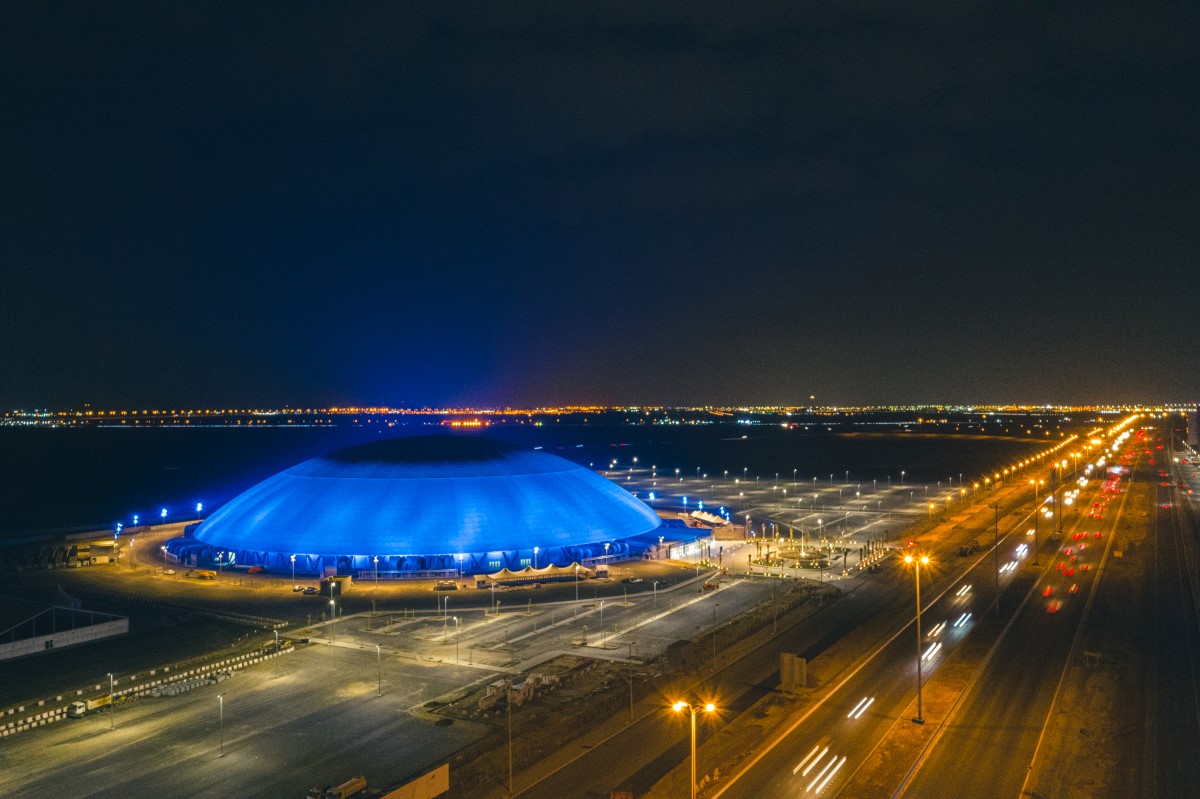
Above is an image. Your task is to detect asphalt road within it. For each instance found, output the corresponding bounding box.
[1142,431,1200,796]
[0,644,488,798]
[902,431,1139,797]
[713,515,1045,798]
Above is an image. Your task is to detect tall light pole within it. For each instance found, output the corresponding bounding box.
[108,673,115,729]
[990,504,1001,615]
[507,695,514,796]
[376,644,382,697]
[1029,480,1040,565]
[672,701,716,799]
[533,546,539,570]
[453,617,460,662]
[600,600,605,646]
[903,554,929,724]
[218,693,226,756]
[274,629,279,678]
[290,554,296,587]
[712,602,720,670]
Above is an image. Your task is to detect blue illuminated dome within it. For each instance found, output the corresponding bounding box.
[176,436,664,576]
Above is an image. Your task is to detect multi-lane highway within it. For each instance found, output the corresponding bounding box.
[901,446,1132,797]
[703,426,1140,799]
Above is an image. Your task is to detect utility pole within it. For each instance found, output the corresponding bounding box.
[989,504,1001,616]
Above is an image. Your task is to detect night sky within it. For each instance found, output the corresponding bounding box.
[2,4,1197,408]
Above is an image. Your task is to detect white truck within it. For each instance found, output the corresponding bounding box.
[67,695,112,718]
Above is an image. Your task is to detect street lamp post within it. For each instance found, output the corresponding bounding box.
[274,629,279,678]
[903,554,929,723]
[1029,480,1040,565]
[108,673,115,729]
[376,644,382,696]
[600,600,605,646]
[533,546,539,570]
[218,693,226,756]
[507,695,514,796]
[290,554,296,587]
[990,504,1001,615]
[712,602,719,670]
[672,701,716,799]
[453,617,460,662]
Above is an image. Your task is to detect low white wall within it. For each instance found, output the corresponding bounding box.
[0,619,129,661]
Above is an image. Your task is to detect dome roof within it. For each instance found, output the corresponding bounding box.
[193,435,661,557]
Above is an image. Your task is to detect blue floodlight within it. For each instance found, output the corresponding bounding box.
[160,508,168,520]
[682,496,688,505]
[698,501,704,510]
[133,514,139,526]
[196,502,203,513]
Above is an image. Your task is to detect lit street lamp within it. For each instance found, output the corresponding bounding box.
[290,554,296,587]
[672,700,717,799]
[218,693,226,756]
[903,553,930,723]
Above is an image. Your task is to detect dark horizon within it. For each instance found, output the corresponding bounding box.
[3,5,1197,409]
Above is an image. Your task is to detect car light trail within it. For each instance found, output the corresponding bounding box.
[956,584,972,597]
[923,642,943,661]
[847,696,875,719]
[809,755,847,794]
[953,612,972,628]
[795,744,827,776]
[927,621,947,638]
